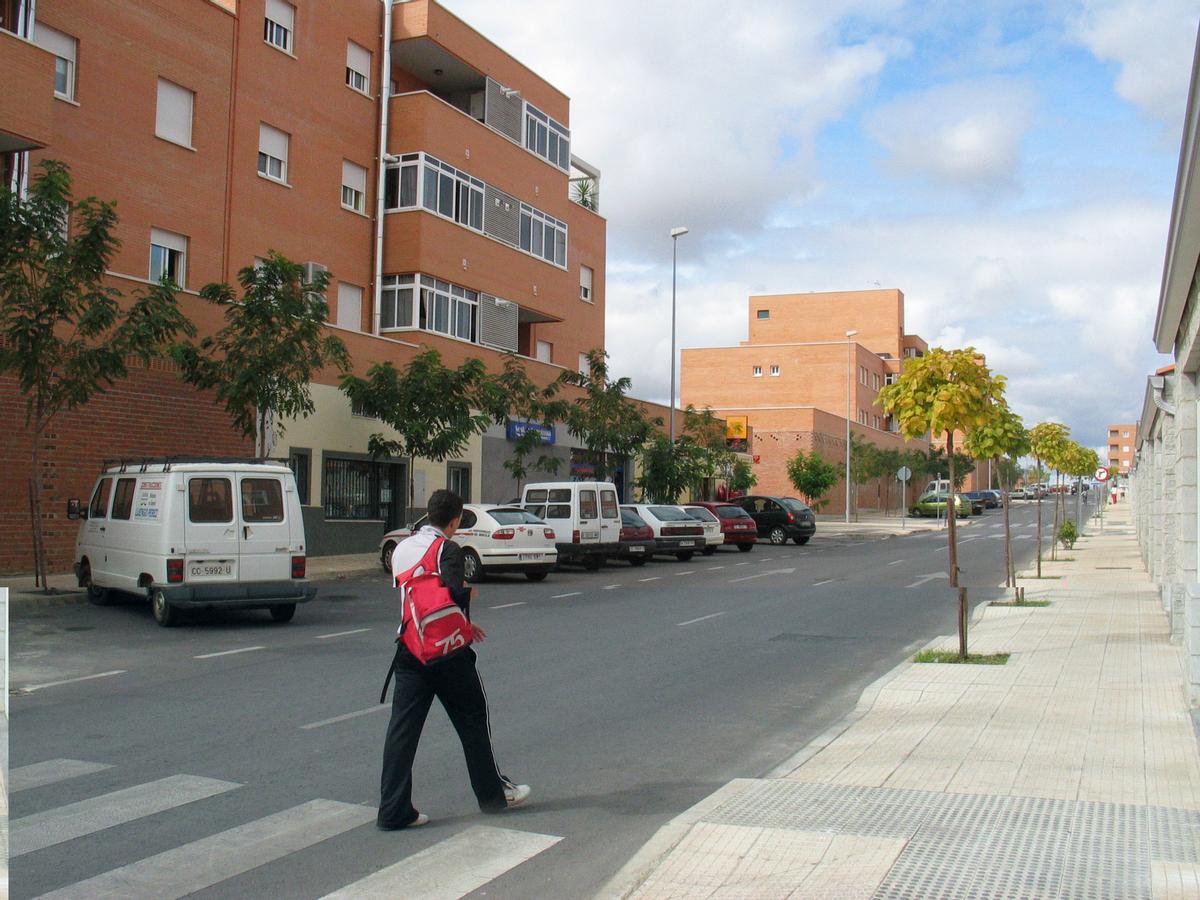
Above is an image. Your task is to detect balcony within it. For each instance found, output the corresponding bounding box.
[569,155,601,214]
[0,26,55,155]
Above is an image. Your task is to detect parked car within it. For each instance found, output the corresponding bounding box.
[1010,486,1029,500]
[688,501,758,552]
[621,504,705,560]
[615,508,656,566]
[986,490,1004,507]
[732,495,817,545]
[70,459,317,627]
[909,492,971,518]
[521,481,621,570]
[379,505,557,582]
[681,505,724,555]
[963,490,999,509]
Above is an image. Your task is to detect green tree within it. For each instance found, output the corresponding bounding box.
[786,450,840,511]
[174,252,349,456]
[726,455,757,495]
[879,346,1007,660]
[1028,422,1070,576]
[965,405,1028,594]
[636,434,709,503]
[478,354,568,494]
[874,447,903,516]
[341,350,495,515]
[1,161,195,589]
[847,434,880,518]
[558,348,655,482]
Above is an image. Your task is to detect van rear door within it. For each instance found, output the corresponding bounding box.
[237,473,291,582]
[184,474,239,583]
[577,487,600,544]
[599,487,620,546]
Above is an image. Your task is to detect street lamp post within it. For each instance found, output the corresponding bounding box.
[845,329,858,523]
[669,227,689,448]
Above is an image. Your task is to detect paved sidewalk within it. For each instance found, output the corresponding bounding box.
[604,502,1200,898]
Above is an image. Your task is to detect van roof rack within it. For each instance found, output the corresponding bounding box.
[100,456,291,473]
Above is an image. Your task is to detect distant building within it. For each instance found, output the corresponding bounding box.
[1106,423,1137,476]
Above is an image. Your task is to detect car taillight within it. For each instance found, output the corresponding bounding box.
[572,529,581,543]
[291,555,306,578]
[492,528,515,540]
[787,511,795,522]
[167,558,184,583]
[544,528,556,540]
[642,527,653,539]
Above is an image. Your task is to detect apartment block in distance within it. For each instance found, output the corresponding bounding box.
[1108,423,1137,476]
[0,0,610,571]
[680,289,933,518]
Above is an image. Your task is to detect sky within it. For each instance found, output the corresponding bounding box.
[446,0,1199,455]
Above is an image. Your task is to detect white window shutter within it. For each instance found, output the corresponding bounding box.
[342,160,367,193]
[259,123,288,161]
[155,79,193,146]
[337,283,362,331]
[346,42,370,80]
[150,227,186,253]
[34,23,75,61]
[265,0,294,30]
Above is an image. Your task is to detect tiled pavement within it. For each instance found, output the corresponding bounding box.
[604,503,1200,898]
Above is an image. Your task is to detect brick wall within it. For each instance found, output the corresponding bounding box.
[0,361,250,576]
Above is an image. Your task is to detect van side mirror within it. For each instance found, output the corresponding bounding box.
[67,498,85,520]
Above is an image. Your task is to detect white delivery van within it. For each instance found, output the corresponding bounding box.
[71,459,317,627]
[520,481,621,570]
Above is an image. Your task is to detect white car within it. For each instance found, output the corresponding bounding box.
[620,504,705,561]
[681,505,723,555]
[379,505,558,582]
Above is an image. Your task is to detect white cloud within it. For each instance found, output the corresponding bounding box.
[866,78,1037,194]
[1073,0,1198,126]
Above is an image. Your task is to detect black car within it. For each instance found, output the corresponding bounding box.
[963,490,996,511]
[615,508,656,566]
[732,495,817,545]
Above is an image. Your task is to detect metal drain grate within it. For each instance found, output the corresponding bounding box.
[703,781,1200,898]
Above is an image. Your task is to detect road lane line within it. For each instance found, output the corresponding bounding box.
[12,775,241,857]
[301,705,389,730]
[813,579,834,586]
[490,602,526,609]
[11,760,113,793]
[887,559,906,566]
[734,561,750,566]
[21,670,126,692]
[551,592,582,599]
[321,825,562,900]
[906,572,950,589]
[316,628,372,640]
[677,612,727,627]
[706,566,725,571]
[730,567,796,583]
[675,570,695,576]
[42,800,376,900]
[603,584,620,590]
[194,646,266,660]
[637,577,660,582]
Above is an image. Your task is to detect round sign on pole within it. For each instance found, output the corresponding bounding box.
[1095,466,1110,482]
[896,466,912,481]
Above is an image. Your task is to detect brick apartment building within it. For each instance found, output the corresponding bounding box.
[0,0,616,571]
[1107,422,1137,476]
[680,289,937,517]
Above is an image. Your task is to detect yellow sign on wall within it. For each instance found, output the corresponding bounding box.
[725,415,748,439]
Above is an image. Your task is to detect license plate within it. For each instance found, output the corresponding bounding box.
[189,561,235,579]
[630,546,645,553]
[679,540,695,547]
[519,553,543,561]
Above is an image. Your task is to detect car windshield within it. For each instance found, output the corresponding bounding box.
[621,509,648,527]
[714,505,752,520]
[489,508,545,525]
[649,505,692,521]
[683,507,717,522]
[781,498,811,514]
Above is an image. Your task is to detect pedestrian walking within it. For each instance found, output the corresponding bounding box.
[377,489,530,830]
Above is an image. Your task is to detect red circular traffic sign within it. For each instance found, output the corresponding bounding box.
[1095,466,1111,482]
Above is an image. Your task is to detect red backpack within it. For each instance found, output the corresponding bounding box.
[394,537,474,664]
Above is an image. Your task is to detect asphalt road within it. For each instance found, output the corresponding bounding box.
[9,499,1083,899]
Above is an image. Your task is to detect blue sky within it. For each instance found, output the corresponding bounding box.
[447,0,1198,454]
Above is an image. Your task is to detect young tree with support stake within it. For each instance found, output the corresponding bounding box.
[1028,422,1070,577]
[1,161,196,591]
[964,405,1028,597]
[786,450,840,511]
[557,348,655,483]
[879,347,1006,660]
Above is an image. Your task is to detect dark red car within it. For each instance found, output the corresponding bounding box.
[688,501,757,552]
[615,507,656,566]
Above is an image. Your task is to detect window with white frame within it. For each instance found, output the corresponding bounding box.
[857,409,868,425]
[752,366,762,377]
[35,24,77,100]
[341,160,367,213]
[871,372,880,390]
[417,276,478,342]
[336,282,362,331]
[770,365,780,376]
[258,123,288,182]
[149,228,187,286]
[264,0,294,53]
[872,415,880,429]
[578,353,590,375]
[858,365,868,385]
[580,265,593,301]
[155,78,194,147]
[345,41,370,94]
[885,372,897,385]
[524,102,570,171]
[519,204,567,267]
[380,274,416,330]
[536,340,552,363]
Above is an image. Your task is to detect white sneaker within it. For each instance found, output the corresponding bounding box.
[407,813,431,828]
[504,784,531,808]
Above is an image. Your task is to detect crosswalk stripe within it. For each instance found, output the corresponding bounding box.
[321,825,562,900]
[11,759,113,793]
[36,799,376,899]
[12,774,240,857]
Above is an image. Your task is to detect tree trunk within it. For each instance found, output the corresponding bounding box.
[1035,457,1043,578]
[1003,471,1014,591]
[1051,472,1063,561]
[947,433,959,588]
[30,418,49,591]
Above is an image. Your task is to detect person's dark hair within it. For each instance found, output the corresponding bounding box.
[427,489,464,528]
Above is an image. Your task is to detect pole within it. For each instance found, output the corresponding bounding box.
[845,337,853,523]
[669,235,677,449]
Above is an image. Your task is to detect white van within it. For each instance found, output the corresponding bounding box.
[520,481,621,570]
[71,459,317,627]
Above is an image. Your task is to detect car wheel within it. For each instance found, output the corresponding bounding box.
[150,588,178,627]
[702,546,716,556]
[525,571,548,582]
[768,527,788,545]
[583,556,603,572]
[737,543,753,553]
[270,603,296,623]
[82,565,110,605]
[629,557,647,567]
[463,549,485,583]
[380,541,396,572]
[795,536,810,545]
[676,551,694,561]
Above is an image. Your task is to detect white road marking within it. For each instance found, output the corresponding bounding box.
[11,759,113,793]
[194,646,265,660]
[490,602,526,609]
[906,573,950,589]
[301,705,389,730]
[887,559,906,566]
[677,612,727,627]
[729,567,797,583]
[603,584,620,590]
[20,670,127,692]
[734,561,751,566]
[812,579,835,586]
[42,800,375,900]
[551,592,582,599]
[637,577,660,583]
[316,628,372,640]
[12,775,240,857]
[706,566,725,571]
[675,570,695,576]
[321,825,562,900]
